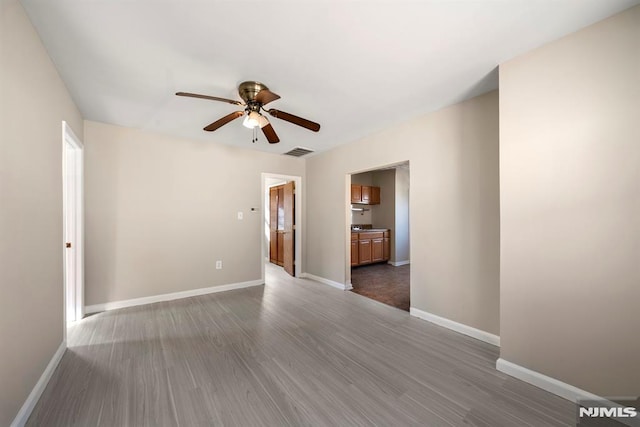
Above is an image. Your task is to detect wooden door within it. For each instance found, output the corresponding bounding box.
[283,181,295,276]
[269,186,285,266]
[269,187,278,264]
[277,186,285,265]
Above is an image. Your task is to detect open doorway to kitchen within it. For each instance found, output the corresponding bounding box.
[347,162,410,311]
[261,173,303,282]
[63,121,84,330]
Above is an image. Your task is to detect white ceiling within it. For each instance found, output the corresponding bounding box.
[21,0,639,155]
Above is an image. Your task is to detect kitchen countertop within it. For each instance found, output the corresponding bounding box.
[351,228,389,232]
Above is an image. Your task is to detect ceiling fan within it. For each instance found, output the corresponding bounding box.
[176,81,320,144]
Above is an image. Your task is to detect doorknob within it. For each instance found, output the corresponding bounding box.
[66,242,72,248]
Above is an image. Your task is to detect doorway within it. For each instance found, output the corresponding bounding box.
[261,173,303,282]
[63,122,84,325]
[268,181,295,276]
[346,162,410,311]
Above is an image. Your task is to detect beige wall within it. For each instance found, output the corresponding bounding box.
[395,166,410,263]
[371,169,396,260]
[350,171,373,186]
[84,121,304,305]
[0,0,84,424]
[371,169,395,229]
[499,6,640,396]
[307,91,500,335]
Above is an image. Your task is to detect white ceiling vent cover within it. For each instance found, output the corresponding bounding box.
[284,147,314,157]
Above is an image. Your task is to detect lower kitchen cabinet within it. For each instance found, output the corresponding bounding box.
[351,230,390,266]
[372,238,384,262]
[383,237,390,260]
[351,236,359,266]
[358,239,372,264]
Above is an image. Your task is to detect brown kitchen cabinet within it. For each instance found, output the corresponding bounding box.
[371,238,384,262]
[350,184,362,204]
[351,185,380,205]
[350,233,359,266]
[383,237,390,260]
[370,186,380,204]
[358,239,372,264]
[351,230,390,266]
[361,186,371,204]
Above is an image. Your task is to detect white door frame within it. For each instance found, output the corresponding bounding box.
[62,121,84,331]
[261,173,303,280]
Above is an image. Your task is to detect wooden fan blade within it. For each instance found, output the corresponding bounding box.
[261,122,280,144]
[267,109,320,132]
[255,89,281,105]
[204,111,244,132]
[176,91,243,106]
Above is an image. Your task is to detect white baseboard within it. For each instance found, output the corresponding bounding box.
[496,358,602,403]
[11,341,66,427]
[389,260,410,266]
[301,273,352,290]
[496,358,640,427]
[409,307,500,346]
[85,279,264,314]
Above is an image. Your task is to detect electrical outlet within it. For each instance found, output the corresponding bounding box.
[215,260,222,270]
[237,211,243,220]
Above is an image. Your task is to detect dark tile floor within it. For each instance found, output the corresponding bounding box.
[350,263,410,311]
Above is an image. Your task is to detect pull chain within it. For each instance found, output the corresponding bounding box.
[252,126,258,143]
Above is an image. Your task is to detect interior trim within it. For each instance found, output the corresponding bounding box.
[410,306,500,346]
[301,272,353,291]
[496,358,639,427]
[496,358,603,402]
[85,280,264,314]
[11,341,66,427]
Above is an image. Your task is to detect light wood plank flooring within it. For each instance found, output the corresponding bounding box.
[28,264,577,426]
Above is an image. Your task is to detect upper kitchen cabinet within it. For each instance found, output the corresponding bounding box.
[361,185,371,204]
[351,184,380,205]
[351,184,362,204]
[370,186,380,205]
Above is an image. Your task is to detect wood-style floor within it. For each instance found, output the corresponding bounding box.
[351,263,410,311]
[28,264,577,426]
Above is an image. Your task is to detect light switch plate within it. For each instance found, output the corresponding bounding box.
[237,211,243,220]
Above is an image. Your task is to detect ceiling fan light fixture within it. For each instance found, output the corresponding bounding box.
[242,111,261,129]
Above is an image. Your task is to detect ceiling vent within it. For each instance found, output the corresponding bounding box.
[283,147,314,157]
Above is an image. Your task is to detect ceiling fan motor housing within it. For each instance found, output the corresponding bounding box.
[238,81,269,104]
